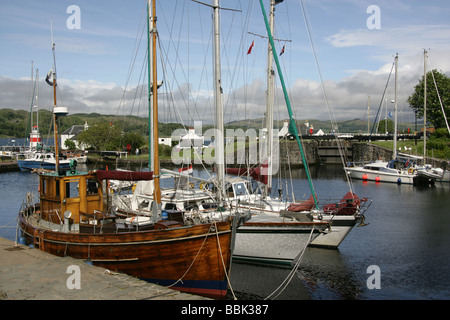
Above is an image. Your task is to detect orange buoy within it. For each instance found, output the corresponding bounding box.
[362,174,368,180]
[375,176,380,183]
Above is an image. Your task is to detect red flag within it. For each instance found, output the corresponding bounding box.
[280,45,285,56]
[247,40,255,55]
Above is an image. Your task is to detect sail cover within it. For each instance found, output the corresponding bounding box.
[96,170,153,181]
[225,164,268,185]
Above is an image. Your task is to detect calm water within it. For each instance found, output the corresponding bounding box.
[1,164,449,300]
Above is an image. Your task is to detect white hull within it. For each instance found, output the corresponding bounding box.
[309,215,359,248]
[233,223,325,265]
[345,166,415,184]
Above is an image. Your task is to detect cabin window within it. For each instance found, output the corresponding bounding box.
[65,179,80,198]
[87,179,99,194]
[233,182,248,196]
[165,203,177,210]
[55,180,60,197]
[41,179,46,195]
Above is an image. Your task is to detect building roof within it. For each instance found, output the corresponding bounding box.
[61,125,85,136]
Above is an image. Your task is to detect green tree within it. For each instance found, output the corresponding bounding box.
[377,119,394,134]
[407,69,450,129]
[123,132,146,152]
[76,122,122,150]
[64,139,76,150]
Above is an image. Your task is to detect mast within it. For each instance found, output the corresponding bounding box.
[258,0,318,209]
[265,0,275,195]
[147,0,154,172]
[52,41,60,172]
[50,23,68,172]
[393,53,398,159]
[150,0,161,213]
[213,0,225,205]
[423,49,427,163]
[367,96,370,135]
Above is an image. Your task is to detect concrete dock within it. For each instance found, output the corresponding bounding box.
[0,237,210,300]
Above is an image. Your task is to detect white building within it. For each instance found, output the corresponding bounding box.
[61,121,89,150]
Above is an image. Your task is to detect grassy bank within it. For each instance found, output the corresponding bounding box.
[372,138,450,160]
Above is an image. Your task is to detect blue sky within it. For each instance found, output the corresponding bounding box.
[1,0,450,126]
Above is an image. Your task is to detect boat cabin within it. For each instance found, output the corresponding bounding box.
[39,170,104,228]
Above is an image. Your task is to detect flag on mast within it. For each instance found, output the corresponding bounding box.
[247,40,255,55]
[45,70,55,86]
[280,45,285,56]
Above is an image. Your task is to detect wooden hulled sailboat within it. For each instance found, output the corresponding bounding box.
[18,0,235,299]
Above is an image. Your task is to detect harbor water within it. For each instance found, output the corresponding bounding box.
[1,164,449,300]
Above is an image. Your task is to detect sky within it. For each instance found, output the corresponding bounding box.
[1,0,450,129]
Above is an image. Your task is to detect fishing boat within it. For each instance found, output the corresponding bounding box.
[18,0,236,299]
[17,151,72,172]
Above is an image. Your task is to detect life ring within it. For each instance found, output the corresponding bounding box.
[189,182,194,188]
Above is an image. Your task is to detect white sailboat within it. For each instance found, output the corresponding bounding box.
[415,49,448,183]
[345,54,422,185]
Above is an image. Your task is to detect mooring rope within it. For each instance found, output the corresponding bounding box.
[264,227,315,300]
[213,220,237,300]
[165,222,215,289]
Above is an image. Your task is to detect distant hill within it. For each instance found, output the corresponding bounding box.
[0,108,415,138]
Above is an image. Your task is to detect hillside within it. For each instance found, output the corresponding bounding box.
[0,108,415,139]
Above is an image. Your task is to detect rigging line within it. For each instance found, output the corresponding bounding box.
[158,39,217,182]
[214,220,237,300]
[369,59,395,138]
[428,58,450,134]
[118,6,147,112]
[159,1,198,124]
[298,0,353,192]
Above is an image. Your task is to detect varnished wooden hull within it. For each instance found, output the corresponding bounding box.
[19,211,233,299]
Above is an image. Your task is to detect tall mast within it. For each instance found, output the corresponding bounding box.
[49,22,68,172]
[367,96,370,135]
[213,0,225,205]
[265,0,275,195]
[151,0,161,211]
[52,39,60,172]
[393,54,398,159]
[147,0,154,172]
[423,49,427,162]
[259,0,318,209]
